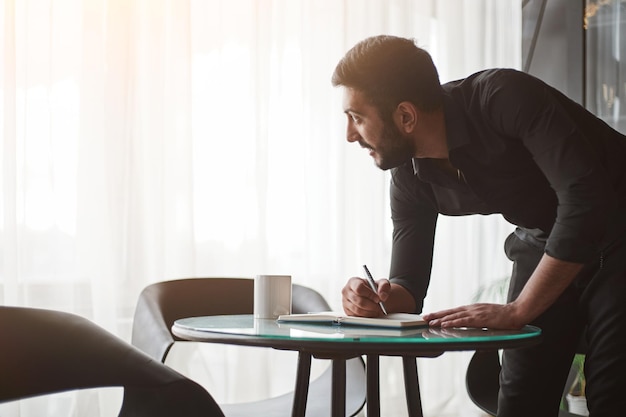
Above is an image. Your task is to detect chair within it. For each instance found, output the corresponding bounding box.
[131,277,367,417]
[0,305,225,417]
[464,350,503,416]
[465,340,588,417]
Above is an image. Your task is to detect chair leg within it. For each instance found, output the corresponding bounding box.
[402,356,423,417]
[291,352,312,417]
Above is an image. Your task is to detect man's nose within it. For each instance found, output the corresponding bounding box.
[346,125,360,143]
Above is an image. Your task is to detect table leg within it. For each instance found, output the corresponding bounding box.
[331,358,346,417]
[291,352,312,417]
[366,354,380,417]
[402,356,424,417]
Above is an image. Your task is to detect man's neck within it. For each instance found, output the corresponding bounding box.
[411,109,448,159]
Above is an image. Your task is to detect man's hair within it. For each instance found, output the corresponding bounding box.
[331,35,443,115]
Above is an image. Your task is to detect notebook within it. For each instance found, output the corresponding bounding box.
[276,311,427,329]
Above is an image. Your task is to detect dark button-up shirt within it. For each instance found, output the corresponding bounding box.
[389,69,626,313]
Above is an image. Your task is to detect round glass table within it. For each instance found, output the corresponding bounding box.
[173,314,541,417]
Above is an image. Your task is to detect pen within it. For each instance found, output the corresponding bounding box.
[362,264,388,315]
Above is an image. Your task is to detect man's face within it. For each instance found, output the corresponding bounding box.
[342,88,414,170]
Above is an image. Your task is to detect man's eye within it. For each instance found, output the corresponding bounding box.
[350,114,361,124]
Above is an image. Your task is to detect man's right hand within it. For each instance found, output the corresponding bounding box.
[341,276,391,317]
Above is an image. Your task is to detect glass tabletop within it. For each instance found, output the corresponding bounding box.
[174,314,541,346]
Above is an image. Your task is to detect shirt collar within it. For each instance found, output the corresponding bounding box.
[442,90,471,151]
[411,90,470,175]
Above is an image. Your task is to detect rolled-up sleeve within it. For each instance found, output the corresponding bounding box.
[485,70,617,263]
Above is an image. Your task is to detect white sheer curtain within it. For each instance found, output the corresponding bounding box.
[0,1,520,416]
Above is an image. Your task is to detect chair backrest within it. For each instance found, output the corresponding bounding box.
[292,283,332,313]
[131,277,331,363]
[131,278,367,417]
[465,351,501,416]
[0,306,225,417]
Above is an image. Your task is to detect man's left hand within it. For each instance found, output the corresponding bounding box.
[422,303,525,330]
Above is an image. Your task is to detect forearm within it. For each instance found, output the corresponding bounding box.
[508,253,584,326]
[423,253,585,329]
[385,283,417,314]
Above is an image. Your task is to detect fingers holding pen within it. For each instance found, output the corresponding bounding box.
[376,278,391,302]
[342,277,389,317]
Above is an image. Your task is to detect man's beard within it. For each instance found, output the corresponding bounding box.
[372,122,414,170]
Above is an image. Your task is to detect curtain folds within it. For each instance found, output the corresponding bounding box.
[1,1,520,415]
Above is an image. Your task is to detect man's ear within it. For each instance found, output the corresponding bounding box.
[394,101,418,133]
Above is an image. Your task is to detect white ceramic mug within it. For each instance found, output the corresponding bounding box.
[254,275,292,319]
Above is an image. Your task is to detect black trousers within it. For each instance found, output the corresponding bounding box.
[497,230,626,417]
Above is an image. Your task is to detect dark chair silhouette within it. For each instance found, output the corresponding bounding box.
[0,305,225,417]
[466,337,588,417]
[131,277,367,417]
[465,350,502,416]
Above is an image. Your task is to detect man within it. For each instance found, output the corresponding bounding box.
[332,35,626,416]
